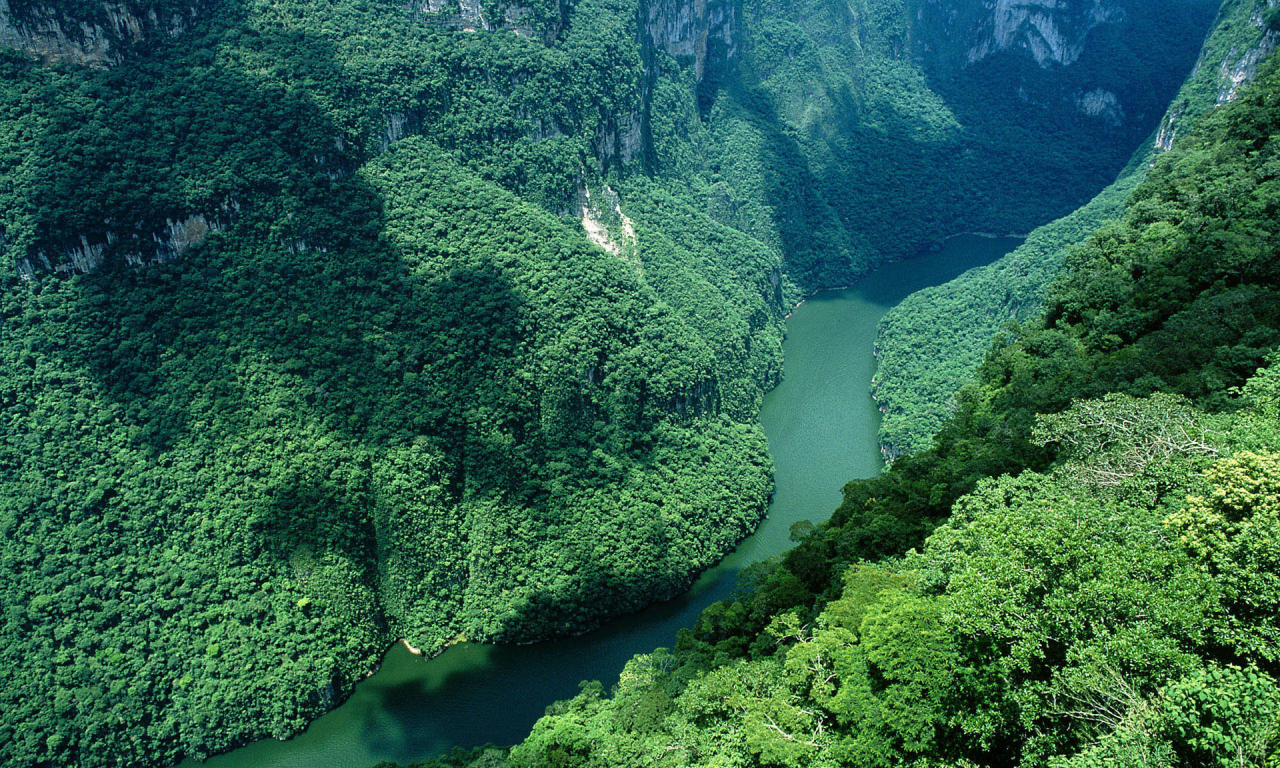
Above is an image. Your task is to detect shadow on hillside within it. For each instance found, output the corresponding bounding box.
[24,0,549,610]
[35,0,752,649]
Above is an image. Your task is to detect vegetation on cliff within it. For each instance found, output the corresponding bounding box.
[0,0,1222,765]
[872,0,1280,459]
[439,51,1280,768]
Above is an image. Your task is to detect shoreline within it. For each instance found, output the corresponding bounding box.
[782,231,1026,320]
[195,227,1028,767]
[400,632,468,658]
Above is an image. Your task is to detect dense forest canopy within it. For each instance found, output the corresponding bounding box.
[0,0,1229,766]
[437,45,1280,768]
[872,0,1280,460]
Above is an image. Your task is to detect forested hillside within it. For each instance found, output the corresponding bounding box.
[443,47,1280,768]
[0,0,1221,766]
[873,0,1280,459]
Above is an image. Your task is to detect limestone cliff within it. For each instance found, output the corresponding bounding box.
[628,0,738,170]
[922,0,1124,68]
[912,0,1220,126]
[1213,1,1279,104]
[643,0,739,82]
[413,0,568,42]
[13,208,235,280]
[871,0,1275,463]
[0,0,198,67]
[1156,0,1279,152]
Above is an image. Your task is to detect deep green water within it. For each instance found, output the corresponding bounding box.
[182,234,1022,768]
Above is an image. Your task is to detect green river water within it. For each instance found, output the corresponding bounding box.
[182,234,1023,768]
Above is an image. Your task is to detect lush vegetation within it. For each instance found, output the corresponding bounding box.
[0,0,1222,765]
[0,2,786,764]
[872,0,1280,459]
[429,49,1280,768]
[644,0,1217,288]
[872,167,1143,460]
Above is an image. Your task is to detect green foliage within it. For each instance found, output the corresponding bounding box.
[1032,392,1223,487]
[873,171,1143,459]
[971,56,1280,443]
[871,0,1277,460]
[479,39,1280,768]
[1159,665,1280,768]
[0,3,787,762]
[0,131,782,765]
[0,0,1234,765]
[1166,451,1280,663]
[491,373,1280,768]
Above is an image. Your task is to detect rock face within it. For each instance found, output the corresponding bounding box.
[579,184,638,262]
[14,209,234,280]
[916,0,1124,68]
[1216,28,1279,104]
[1075,87,1123,124]
[643,0,738,82]
[414,0,565,41]
[628,0,738,169]
[0,0,197,67]
[910,0,1223,129]
[418,0,491,32]
[970,0,1122,66]
[1156,0,1279,152]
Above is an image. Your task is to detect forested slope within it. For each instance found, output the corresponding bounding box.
[0,4,789,763]
[0,0,1220,765]
[443,45,1280,768]
[873,0,1280,459]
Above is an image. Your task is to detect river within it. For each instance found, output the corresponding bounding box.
[183,233,1023,768]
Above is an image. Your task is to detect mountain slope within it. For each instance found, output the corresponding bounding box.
[470,42,1280,768]
[873,0,1280,460]
[0,0,1222,765]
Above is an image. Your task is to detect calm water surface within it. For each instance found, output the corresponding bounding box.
[183,234,1023,768]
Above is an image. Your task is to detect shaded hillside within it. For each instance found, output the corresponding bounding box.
[873,0,1278,459]
[452,46,1280,768]
[0,0,1222,766]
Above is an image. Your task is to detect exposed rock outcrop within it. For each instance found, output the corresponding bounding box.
[1075,87,1122,124]
[593,111,645,169]
[1216,27,1279,103]
[15,208,234,280]
[0,0,197,67]
[413,0,564,41]
[416,0,492,33]
[668,379,719,418]
[579,184,638,263]
[1156,0,1279,153]
[631,0,738,168]
[1154,101,1184,152]
[969,0,1122,66]
[916,0,1124,68]
[642,0,738,82]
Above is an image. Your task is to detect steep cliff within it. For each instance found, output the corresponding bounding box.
[1158,0,1280,149]
[914,0,1220,128]
[414,0,571,42]
[872,0,1279,461]
[0,0,198,66]
[917,0,1124,67]
[643,0,738,82]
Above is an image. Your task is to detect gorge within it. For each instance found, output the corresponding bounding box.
[1,0,1276,767]
[180,235,1023,768]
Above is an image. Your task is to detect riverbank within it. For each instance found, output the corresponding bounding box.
[178,234,1021,768]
